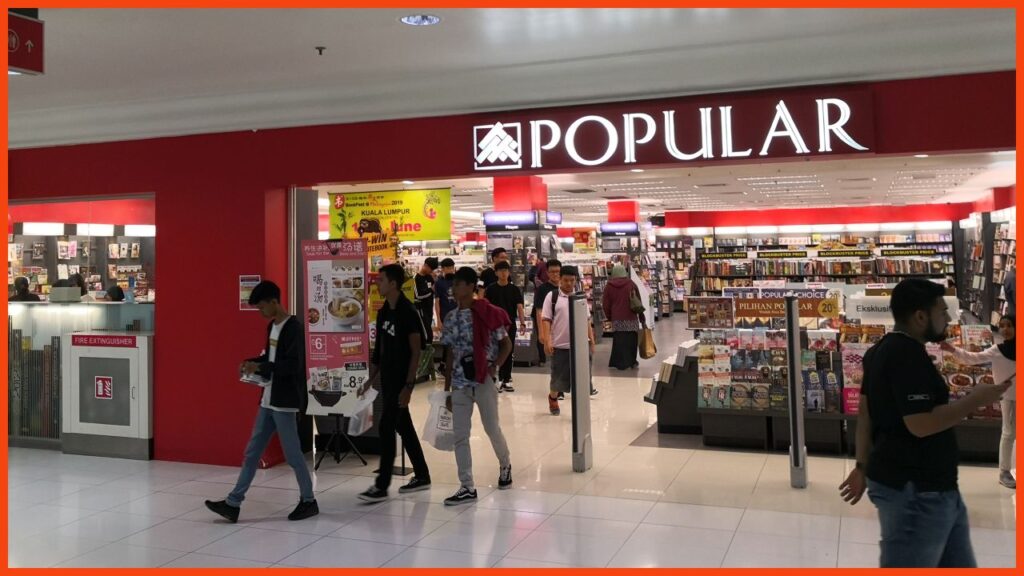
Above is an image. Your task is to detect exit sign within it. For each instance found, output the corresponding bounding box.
[8,12,44,75]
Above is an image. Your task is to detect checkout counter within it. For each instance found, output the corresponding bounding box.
[7,302,154,459]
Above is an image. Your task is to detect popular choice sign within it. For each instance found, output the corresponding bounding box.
[472,90,873,172]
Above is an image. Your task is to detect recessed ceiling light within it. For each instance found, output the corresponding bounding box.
[401,14,441,26]
[402,180,415,185]
[914,154,930,158]
[8,70,21,76]
[630,169,645,173]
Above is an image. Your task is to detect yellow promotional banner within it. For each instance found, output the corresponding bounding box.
[330,189,451,242]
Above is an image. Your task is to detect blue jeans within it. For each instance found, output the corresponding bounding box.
[867,479,976,568]
[227,407,314,507]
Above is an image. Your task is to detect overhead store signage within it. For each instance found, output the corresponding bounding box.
[484,210,541,231]
[600,222,640,236]
[700,252,746,260]
[472,90,873,171]
[819,249,872,258]
[734,297,840,319]
[8,12,44,75]
[545,211,562,225]
[329,188,450,242]
[756,250,808,259]
[880,248,937,257]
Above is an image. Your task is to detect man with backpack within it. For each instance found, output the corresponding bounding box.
[358,264,432,502]
[540,265,597,415]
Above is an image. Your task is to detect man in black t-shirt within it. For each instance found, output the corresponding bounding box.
[485,261,526,391]
[531,259,561,366]
[839,279,1009,568]
[358,264,431,502]
[477,247,507,295]
[414,257,438,343]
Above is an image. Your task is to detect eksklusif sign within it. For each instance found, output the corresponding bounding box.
[329,189,451,242]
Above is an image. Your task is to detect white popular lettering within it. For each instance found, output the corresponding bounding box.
[664,108,714,161]
[816,98,869,152]
[719,106,752,158]
[623,113,657,164]
[565,115,619,166]
[529,119,561,168]
[760,100,810,156]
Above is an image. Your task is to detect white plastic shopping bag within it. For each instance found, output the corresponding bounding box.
[347,403,374,436]
[422,389,455,451]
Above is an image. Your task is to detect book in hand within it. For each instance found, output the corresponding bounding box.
[240,371,271,387]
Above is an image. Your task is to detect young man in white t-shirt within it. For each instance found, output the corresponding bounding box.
[540,265,597,415]
[206,281,318,523]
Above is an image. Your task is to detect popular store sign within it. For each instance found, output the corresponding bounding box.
[473,89,873,171]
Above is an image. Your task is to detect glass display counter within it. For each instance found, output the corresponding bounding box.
[7,302,154,447]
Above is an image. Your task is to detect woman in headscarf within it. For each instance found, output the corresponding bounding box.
[941,315,1016,488]
[602,264,642,370]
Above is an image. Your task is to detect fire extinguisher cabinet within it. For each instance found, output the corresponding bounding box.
[61,332,154,460]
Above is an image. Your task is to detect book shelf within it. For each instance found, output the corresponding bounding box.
[992,218,1016,324]
[654,233,693,310]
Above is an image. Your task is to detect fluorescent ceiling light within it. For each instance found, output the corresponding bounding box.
[914,154,930,158]
[76,223,116,237]
[880,222,916,231]
[915,221,953,231]
[630,169,645,173]
[746,226,778,234]
[451,210,481,220]
[991,208,1016,223]
[124,225,156,237]
[684,227,711,235]
[9,70,22,76]
[402,180,415,185]
[778,225,813,233]
[400,14,441,26]
[845,223,881,232]
[23,222,65,236]
[715,226,746,235]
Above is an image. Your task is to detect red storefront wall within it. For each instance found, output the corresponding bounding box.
[8,71,1015,465]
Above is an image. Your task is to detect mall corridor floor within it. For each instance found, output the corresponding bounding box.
[7,319,1017,568]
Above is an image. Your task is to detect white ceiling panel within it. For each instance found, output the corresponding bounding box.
[8,8,1016,148]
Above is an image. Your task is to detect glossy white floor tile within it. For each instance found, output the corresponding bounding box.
[329,513,446,545]
[5,317,1018,567]
[56,542,186,567]
[383,546,501,567]
[277,536,405,567]
[194,526,322,563]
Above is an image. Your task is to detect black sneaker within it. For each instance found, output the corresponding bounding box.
[357,486,389,503]
[557,392,565,400]
[590,388,599,396]
[398,477,432,494]
[444,486,478,506]
[498,466,512,490]
[205,500,239,523]
[500,382,515,393]
[288,500,319,521]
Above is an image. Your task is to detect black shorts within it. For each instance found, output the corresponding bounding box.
[549,348,572,393]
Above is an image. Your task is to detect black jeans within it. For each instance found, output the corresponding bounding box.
[499,325,516,383]
[375,376,430,490]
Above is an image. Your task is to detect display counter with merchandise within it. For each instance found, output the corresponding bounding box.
[7,302,155,449]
